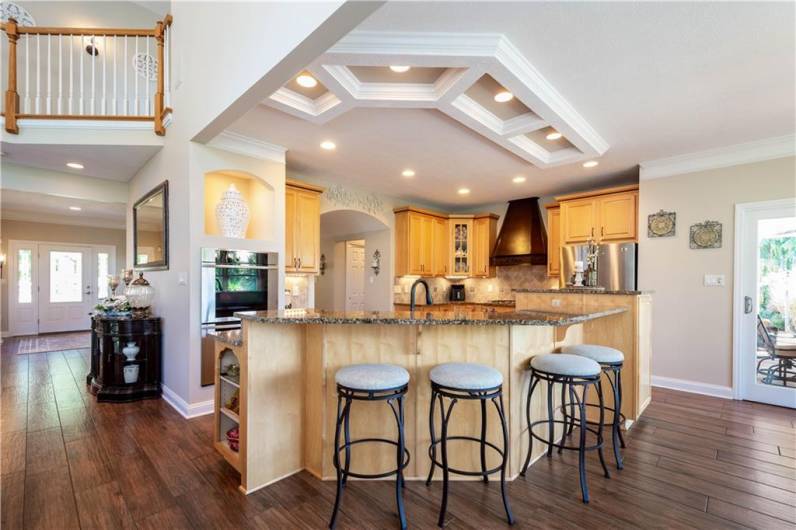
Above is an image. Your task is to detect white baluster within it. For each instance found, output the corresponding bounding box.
[58,35,63,114]
[145,36,150,115]
[46,34,51,114]
[35,34,40,114]
[80,35,84,115]
[123,36,128,115]
[112,35,117,115]
[24,35,30,113]
[90,35,96,115]
[164,25,170,109]
[68,35,74,114]
[134,36,139,116]
[101,35,106,115]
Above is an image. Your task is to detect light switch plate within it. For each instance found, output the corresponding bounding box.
[704,274,725,287]
[178,272,187,286]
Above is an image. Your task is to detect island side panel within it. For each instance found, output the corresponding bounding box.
[321,324,418,480]
[636,294,653,415]
[416,325,511,481]
[243,322,306,493]
[303,324,326,479]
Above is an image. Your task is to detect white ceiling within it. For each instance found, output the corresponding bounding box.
[1,189,126,229]
[230,1,795,207]
[0,143,161,181]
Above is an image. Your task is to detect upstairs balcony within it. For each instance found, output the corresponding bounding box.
[1,14,172,137]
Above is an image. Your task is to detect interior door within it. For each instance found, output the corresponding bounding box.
[38,244,93,333]
[345,241,365,311]
[737,199,796,408]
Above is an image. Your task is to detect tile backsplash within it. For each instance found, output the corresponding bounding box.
[394,265,558,304]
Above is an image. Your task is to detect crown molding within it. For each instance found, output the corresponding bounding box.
[329,31,502,58]
[640,134,796,180]
[208,131,286,164]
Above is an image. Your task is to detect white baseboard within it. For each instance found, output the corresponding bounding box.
[161,385,214,419]
[652,375,734,400]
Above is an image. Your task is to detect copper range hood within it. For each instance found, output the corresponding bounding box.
[490,197,547,266]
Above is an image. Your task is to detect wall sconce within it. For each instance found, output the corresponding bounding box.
[319,254,327,276]
[371,250,381,276]
[85,37,100,57]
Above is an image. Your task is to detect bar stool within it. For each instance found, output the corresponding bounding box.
[330,363,411,530]
[520,353,610,503]
[425,362,514,527]
[562,344,626,469]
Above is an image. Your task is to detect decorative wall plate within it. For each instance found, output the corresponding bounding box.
[690,220,722,249]
[648,210,676,238]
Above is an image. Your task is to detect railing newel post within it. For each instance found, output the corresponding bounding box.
[4,17,20,134]
[153,17,166,136]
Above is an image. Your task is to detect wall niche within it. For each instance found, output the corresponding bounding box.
[204,170,274,241]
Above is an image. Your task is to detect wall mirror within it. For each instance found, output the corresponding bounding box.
[133,180,169,270]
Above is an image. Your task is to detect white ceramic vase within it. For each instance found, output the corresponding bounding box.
[215,184,250,239]
[123,364,140,384]
[122,342,140,361]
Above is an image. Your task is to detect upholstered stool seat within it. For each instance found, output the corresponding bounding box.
[562,344,624,364]
[335,363,410,391]
[429,362,503,390]
[530,353,601,377]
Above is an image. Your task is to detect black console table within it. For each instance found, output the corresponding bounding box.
[87,315,162,402]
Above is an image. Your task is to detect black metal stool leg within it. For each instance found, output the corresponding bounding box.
[342,396,352,487]
[576,387,590,504]
[480,396,489,483]
[568,384,577,436]
[558,381,567,454]
[390,396,408,530]
[607,368,624,469]
[546,377,554,457]
[426,389,438,486]
[616,369,626,448]
[595,380,610,479]
[437,397,457,528]
[329,396,350,529]
[520,374,538,476]
[494,394,515,525]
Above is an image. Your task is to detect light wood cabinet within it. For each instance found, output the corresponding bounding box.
[556,185,638,245]
[395,207,497,278]
[546,205,560,278]
[472,215,497,278]
[285,180,323,273]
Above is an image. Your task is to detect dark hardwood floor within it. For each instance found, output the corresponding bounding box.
[2,348,795,529]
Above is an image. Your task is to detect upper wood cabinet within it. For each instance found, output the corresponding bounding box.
[394,207,496,278]
[472,215,497,278]
[556,185,638,245]
[285,180,323,273]
[546,205,561,278]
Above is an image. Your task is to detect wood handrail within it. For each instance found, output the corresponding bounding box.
[1,15,173,135]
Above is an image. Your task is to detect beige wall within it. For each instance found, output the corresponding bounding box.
[638,156,796,389]
[0,219,126,332]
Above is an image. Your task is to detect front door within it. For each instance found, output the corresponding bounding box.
[737,199,796,408]
[38,244,93,333]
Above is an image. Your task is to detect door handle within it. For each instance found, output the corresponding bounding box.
[744,296,753,314]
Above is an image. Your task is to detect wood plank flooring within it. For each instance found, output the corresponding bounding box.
[2,348,795,529]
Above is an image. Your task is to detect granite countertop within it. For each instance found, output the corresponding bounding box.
[235,307,626,327]
[513,288,652,296]
[394,300,516,307]
[208,329,243,347]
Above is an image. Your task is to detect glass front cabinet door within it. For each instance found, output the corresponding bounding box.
[449,219,473,276]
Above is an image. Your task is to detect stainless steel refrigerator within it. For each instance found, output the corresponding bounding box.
[560,242,637,291]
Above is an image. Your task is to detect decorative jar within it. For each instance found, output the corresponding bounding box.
[215,184,250,238]
[125,273,154,317]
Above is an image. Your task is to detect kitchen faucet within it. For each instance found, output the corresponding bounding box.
[410,278,432,312]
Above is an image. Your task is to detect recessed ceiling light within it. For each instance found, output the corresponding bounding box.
[457,188,470,195]
[320,141,336,151]
[66,162,84,169]
[512,176,526,184]
[402,169,415,178]
[389,65,410,73]
[494,91,513,103]
[582,160,599,168]
[546,131,563,140]
[68,206,82,211]
[296,74,317,88]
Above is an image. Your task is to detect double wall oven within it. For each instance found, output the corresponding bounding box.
[200,248,278,386]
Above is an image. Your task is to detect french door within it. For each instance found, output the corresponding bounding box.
[735,199,796,408]
[8,241,116,336]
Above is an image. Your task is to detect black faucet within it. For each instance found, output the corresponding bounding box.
[410,278,432,312]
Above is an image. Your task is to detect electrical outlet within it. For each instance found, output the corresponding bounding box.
[393,285,402,294]
[704,274,725,287]
[551,299,561,307]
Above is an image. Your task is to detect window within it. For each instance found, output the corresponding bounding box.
[97,252,110,299]
[17,249,32,304]
[49,251,83,303]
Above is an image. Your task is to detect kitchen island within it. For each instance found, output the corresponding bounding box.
[211,306,650,494]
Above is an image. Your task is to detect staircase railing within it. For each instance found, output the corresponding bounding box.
[1,15,172,135]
